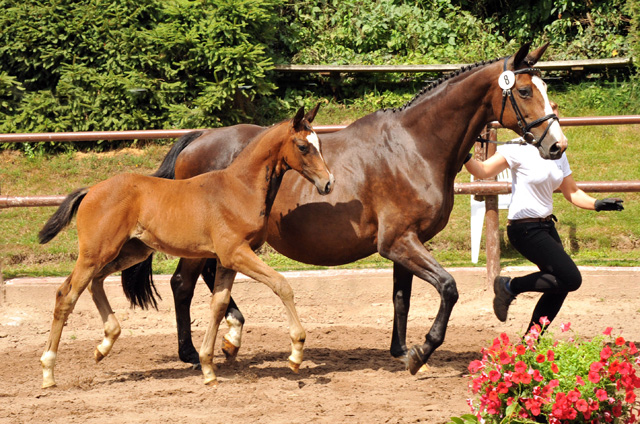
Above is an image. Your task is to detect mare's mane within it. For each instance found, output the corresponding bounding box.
[390,56,505,113]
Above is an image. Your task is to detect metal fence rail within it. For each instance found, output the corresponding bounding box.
[1,115,639,285]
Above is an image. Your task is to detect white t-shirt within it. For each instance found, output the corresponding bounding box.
[497,143,572,220]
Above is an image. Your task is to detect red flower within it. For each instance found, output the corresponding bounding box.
[603,327,613,336]
[601,345,613,360]
[468,360,483,373]
[499,351,512,365]
[576,375,585,386]
[588,371,601,384]
[567,389,581,403]
[596,388,609,401]
[629,342,638,354]
[551,363,559,373]
[625,391,636,403]
[489,370,501,383]
[516,345,526,355]
[514,360,527,373]
[576,399,588,412]
[536,354,546,363]
[547,349,555,361]
[615,336,625,346]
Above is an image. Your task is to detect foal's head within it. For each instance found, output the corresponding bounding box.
[283,104,335,195]
[490,43,567,160]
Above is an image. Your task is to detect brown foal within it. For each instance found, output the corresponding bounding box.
[38,105,334,387]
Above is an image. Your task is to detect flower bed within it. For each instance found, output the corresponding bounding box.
[452,319,640,423]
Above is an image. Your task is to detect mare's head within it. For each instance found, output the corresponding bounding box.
[283,104,335,195]
[490,43,567,159]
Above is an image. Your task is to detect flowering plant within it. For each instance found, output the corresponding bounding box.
[452,319,640,424]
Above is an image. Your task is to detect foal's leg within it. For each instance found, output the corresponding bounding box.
[224,245,306,373]
[89,240,154,362]
[171,258,207,365]
[199,263,236,385]
[41,258,98,388]
[379,232,459,375]
[201,259,242,361]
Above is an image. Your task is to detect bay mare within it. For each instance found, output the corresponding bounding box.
[124,43,567,375]
[38,106,334,387]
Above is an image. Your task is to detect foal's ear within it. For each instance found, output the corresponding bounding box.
[512,42,531,70]
[523,43,549,67]
[304,103,321,124]
[292,106,305,129]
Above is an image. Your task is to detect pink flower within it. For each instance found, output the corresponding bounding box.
[567,389,581,402]
[468,360,483,373]
[603,327,613,336]
[547,350,555,361]
[539,316,551,326]
[601,345,613,360]
[514,360,527,373]
[629,342,637,354]
[560,322,571,332]
[576,375,585,386]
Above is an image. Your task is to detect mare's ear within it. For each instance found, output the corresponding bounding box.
[292,106,305,129]
[523,43,549,67]
[305,103,321,123]
[511,42,531,70]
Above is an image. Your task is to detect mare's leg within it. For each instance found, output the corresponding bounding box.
[171,258,206,364]
[379,232,459,375]
[89,240,154,362]
[41,258,98,388]
[199,263,236,385]
[223,245,306,373]
[391,262,413,363]
[201,259,243,361]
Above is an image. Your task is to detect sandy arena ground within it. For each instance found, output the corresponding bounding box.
[1,267,639,423]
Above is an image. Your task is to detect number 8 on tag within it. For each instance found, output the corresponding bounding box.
[499,71,515,90]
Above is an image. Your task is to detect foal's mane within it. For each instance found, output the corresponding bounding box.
[390,56,504,113]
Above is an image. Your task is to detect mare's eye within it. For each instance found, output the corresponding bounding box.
[518,87,532,97]
[298,143,309,154]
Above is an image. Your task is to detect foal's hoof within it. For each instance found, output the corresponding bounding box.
[221,336,239,362]
[407,346,426,375]
[94,347,106,363]
[42,380,57,389]
[288,359,301,373]
[203,376,219,386]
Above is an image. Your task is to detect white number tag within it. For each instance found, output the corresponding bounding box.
[498,71,515,90]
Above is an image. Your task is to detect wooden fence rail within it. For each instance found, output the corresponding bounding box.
[1,114,640,285]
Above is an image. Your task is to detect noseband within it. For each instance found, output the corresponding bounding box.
[495,57,558,148]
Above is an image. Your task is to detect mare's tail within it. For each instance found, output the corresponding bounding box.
[38,187,90,244]
[151,130,204,179]
[120,130,203,309]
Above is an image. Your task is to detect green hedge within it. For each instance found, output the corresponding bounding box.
[0,0,636,153]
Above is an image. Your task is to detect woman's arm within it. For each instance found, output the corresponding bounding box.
[464,152,510,180]
[559,174,597,209]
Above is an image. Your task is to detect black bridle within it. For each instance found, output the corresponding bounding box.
[477,57,558,147]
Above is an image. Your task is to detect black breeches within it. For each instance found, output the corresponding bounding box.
[506,220,582,331]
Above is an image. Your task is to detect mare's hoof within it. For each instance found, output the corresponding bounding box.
[288,359,301,373]
[221,336,239,361]
[417,364,430,373]
[407,346,425,375]
[393,355,410,369]
[178,348,201,366]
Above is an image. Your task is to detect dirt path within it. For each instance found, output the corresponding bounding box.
[1,267,639,423]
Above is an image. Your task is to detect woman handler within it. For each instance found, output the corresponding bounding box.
[463,105,623,333]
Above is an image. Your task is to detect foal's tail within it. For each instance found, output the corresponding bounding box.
[120,130,203,309]
[151,130,204,179]
[38,187,90,244]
